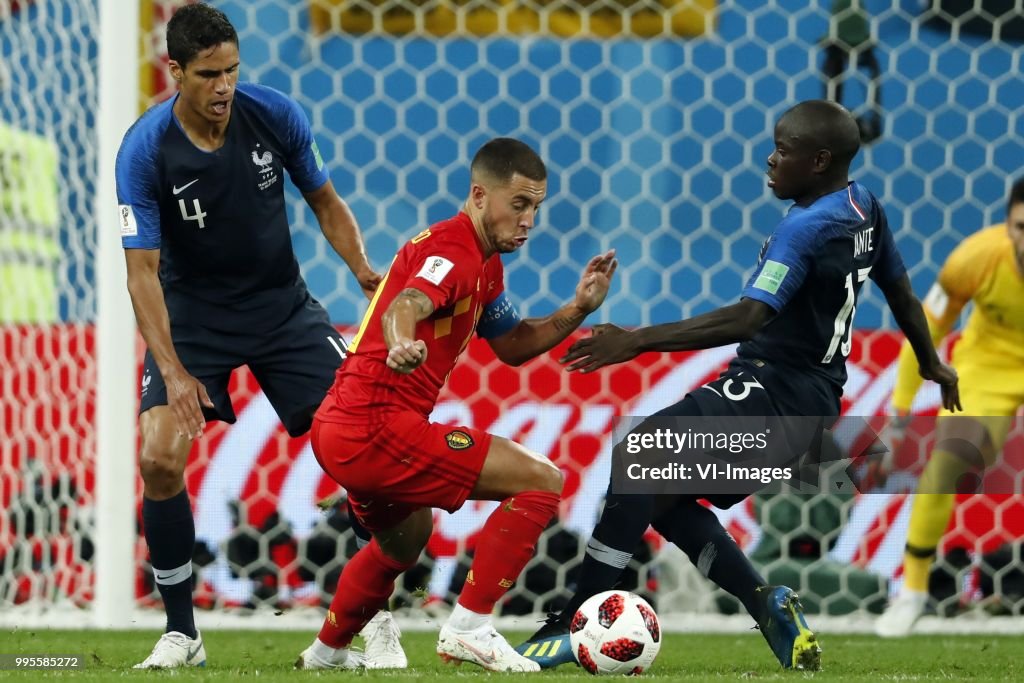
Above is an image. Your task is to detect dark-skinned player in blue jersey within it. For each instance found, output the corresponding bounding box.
[115,2,402,670]
[516,100,961,671]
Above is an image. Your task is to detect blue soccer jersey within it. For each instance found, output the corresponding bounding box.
[115,83,328,307]
[737,182,905,407]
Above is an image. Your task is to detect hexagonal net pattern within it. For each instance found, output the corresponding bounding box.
[1,0,99,612]
[3,0,1024,629]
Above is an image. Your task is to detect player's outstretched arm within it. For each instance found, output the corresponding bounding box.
[878,273,961,413]
[560,297,774,373]
[125,249,214,439]
[888,275,965,416]
[381,287,435,374]
[486,250,617,366]
[303,179,382,299]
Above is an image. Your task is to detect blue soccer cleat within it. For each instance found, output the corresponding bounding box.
[514,614,575,669]
[756,586,822,671]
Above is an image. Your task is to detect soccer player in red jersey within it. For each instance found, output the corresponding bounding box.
[295,138,617,672]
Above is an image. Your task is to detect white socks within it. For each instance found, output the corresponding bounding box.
[446,603,490,632]
[310,638,348,664]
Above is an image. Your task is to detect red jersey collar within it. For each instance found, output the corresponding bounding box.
[455,211,491,259]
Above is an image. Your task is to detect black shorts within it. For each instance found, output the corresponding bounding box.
[139,288,346,437]
[639,363,828,509]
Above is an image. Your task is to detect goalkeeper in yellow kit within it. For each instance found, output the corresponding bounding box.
[875,177,1024,637]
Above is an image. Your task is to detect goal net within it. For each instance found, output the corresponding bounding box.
[2,0,1023,631]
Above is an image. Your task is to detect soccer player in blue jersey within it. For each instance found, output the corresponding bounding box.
[115,3,398,670]
[516,100,960,671]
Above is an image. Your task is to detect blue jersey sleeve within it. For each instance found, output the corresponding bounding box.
[249,85,329,193]
[742,213,816,312]
[477,292,521,339]
[868,206,907,286]
[115,105,170,250]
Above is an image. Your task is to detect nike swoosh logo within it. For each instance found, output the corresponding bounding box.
[172,179,199,195]
[154,573,176,581]
[456,638,497,666]
[187,640,202,662]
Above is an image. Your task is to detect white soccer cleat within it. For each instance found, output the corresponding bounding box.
[294,644,366,670]
[437,622,541,672]
[360,611,408,669]
[875,590,928,638]
[133,630,207,669]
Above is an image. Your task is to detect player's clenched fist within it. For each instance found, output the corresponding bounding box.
[355,267,384,299]
[387,339,428,374]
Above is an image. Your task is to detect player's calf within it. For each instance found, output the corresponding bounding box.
[440,486,560,671]
[312,536,419,666]
[455,489,560,616]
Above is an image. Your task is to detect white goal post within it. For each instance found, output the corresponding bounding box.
[94,0,139,628]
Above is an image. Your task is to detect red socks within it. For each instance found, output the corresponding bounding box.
[458,490,560,615]
[318,538,413,648]
[319,490,560,643]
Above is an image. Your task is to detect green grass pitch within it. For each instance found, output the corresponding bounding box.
[1,629,1019,681]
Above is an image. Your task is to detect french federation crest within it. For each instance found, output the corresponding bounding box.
[252,144,279,191]
[251,148,274,174]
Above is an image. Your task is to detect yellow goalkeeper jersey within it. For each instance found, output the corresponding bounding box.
[892,224,1024,413]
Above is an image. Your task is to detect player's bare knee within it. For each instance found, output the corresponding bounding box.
[138,453,185,496]
[138,409,189,496]
[528,457,564,495]
[138,440,186,497]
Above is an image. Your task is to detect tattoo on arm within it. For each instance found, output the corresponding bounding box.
[396,288,435,317]
[552,308,585,332]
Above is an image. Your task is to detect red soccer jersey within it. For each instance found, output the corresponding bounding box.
[319,212,505,421]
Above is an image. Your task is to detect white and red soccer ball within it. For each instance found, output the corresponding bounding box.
[569,590,662,675]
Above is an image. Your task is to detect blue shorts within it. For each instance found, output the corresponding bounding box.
[139,287,346,437]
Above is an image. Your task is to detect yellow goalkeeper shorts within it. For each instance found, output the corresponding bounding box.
[937,362,1024,454]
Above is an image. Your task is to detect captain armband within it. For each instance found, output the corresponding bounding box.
[477,292,520,339]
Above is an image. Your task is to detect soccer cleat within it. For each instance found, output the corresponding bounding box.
[294,645,366,670]
[437,622,541,672]
[755,586,822,670]
[514,613,575,669]
[359,610,408,669]
[875,590,928,638]
[133,630,207,669]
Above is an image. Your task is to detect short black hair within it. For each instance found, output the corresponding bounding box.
[1009,176,1024,213]
[166,2,238,68]
[780,100,861,167]
[470,138,546,186]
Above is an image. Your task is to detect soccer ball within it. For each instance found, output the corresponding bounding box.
[569,590,661,675]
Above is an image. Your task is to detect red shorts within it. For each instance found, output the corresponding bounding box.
[311,410,492,531]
